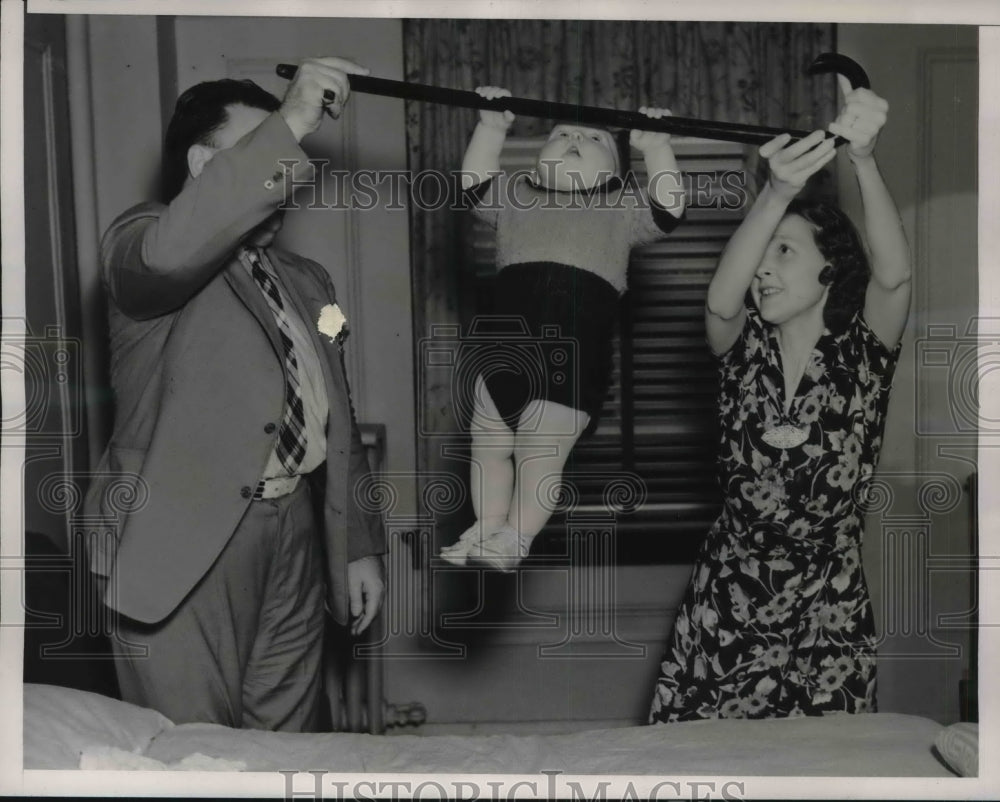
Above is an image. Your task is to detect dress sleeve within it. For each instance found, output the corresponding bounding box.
[848,312,903,386]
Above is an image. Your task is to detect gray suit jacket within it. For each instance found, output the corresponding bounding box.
[84,112,384,625]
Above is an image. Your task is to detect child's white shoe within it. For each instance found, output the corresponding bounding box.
[467,525,532,573]
[439,522,489,566]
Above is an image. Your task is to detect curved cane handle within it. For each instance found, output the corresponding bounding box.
[806,52,871,90]
[807,53,872,147]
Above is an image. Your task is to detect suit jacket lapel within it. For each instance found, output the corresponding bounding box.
[272,253,351,420]
[223,254,283,360]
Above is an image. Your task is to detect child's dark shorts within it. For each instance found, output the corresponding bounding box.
[472,261,620,436]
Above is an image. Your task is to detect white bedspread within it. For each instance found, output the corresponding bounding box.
[144,712,952,776]
[23,684,954,776]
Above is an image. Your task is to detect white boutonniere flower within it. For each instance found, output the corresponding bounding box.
[317,303,349,343]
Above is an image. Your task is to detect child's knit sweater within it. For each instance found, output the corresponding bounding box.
[470,172,683,294]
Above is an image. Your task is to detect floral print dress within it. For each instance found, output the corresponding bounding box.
[649,308,901,723]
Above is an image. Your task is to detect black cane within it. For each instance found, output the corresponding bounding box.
[276,53,869,147]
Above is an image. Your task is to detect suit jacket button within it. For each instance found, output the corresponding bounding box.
[264,422,276,434]
[241,486,252,499]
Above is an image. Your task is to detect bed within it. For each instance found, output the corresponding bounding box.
[22,683,975,779]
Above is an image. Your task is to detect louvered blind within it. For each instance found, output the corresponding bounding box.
[464,137,746,563]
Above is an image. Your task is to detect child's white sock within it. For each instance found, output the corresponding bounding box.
[467,524,532,573]
[439,517,506,565]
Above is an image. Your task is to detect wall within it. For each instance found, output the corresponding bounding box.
[837,24,978,723]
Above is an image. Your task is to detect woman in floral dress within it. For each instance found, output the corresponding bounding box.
[650,80,911,723]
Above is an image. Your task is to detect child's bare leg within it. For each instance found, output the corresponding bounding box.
[469,374,516,530]
[469,398,589,571]
[508,399,589,538]
[440,374,515,564]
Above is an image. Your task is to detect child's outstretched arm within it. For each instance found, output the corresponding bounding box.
[460,86,515,190]
[828,78,911,350]
[631,108,685,219]
[704,130,837,355]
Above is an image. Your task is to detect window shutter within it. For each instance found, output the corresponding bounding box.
[464,137,747,563]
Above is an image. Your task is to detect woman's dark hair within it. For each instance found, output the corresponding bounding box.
[162,79,281,202]
[785,198,871,334]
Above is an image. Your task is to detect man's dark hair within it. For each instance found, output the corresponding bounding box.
[162,79,281,202]
[785,198,871,335]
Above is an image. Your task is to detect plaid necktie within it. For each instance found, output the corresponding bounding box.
[244,247,307,474]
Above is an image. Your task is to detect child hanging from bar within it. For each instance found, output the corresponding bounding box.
[439,86,686,571]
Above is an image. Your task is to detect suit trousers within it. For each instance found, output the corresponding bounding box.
[108,480,325,731]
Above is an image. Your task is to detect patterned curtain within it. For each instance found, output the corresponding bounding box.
[403,19,836,482]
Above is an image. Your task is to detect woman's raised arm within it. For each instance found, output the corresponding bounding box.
[705,131,837,355]
[828,78,911,349]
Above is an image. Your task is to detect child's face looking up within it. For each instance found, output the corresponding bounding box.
[535,125,618,191]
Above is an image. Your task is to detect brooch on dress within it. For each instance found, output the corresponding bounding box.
[761,424,809,449]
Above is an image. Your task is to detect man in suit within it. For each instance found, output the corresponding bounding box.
[83,57,385,731]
